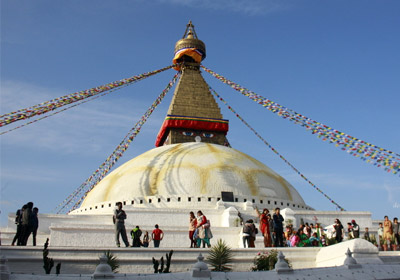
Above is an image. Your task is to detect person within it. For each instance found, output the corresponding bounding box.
[248,219,257,248]
[393,217,399,249]
[31,207,39,246]
[257,208,271,247]
[196,210,212,248]
[383,215,393,250]
[242,219,256,248]
[11,205,25,246]
[273,208,284,247]
[310,223,315,235]
[130,226,142,247]
[189,211,197,248]
[289,230,300,247]
[296,228,310,247]
[152,224,164,248]
[267,214,275,247]
[314,223,322,238]
[377,222,383,239]
[364,227,370,241]
[347,222,354,239]
[113,202,130,247]
[333,219,344,243]
[309,232,321,247]
[21,202,34,246]
[142,231,150,248]
[351,220,360,238]
[304,223,311,238]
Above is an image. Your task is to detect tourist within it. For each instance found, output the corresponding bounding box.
[142,231,150,248]
[189,211,197,248]
[196,210,212,248]
[130,226,142,247]
[333,219,344,243]
[347,222,354,239]
[296,228,310,247]
[314,223,322,238]
[304,223,311,238]
[248,219,257,248]
[383,215,393,251]
[289,230,300,247]
[21,202,34,246]
[310,223,315,235]
[351,220,360,238]
[364,227,370,241]
[152,224,164,248]
[378,222,383,239]
[242,219,256,248]
[309,232,321,247]
[11,205,25,246]
[320,233,327,246]
[393,217,399,249]
[257,208,271,247]
[31,207,39,246]
[113,202,130,247]
[273,207,284,247]
[267,214,274,247]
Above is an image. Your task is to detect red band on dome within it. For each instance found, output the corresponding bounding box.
[155,115,229,147]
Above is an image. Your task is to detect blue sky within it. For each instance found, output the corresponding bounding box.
[1,0,399,226]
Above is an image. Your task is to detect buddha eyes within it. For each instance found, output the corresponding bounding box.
[182,131,195,136]
[181,131,214,138]
[202,133,214,138]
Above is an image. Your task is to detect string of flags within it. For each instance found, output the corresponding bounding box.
[55,73,180,213]
[209,86,346,211]
[0,65,174,128]
[0,82,133,136]
[202,65,400,176]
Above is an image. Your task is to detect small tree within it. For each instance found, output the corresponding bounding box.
[206,239,233,272]
[43,238,54,274]
[104,250,119,273]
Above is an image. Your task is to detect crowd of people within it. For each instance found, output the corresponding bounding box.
[113,202,214,248]
[113,201,165,248]
[9,201,398,251]
[11,202,39,246]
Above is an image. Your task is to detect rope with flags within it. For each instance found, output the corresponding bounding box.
[55,73,180,213]
[0,81,134,135]
[209,86,345,211]
[202,65,400,176]
[0,65,174,128]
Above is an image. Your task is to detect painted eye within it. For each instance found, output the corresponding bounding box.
[182,131,194,136]
[202,133,214,138]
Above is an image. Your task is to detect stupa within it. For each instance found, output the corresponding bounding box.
[4,22,374,250]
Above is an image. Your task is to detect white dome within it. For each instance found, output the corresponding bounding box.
[80,142,307,209]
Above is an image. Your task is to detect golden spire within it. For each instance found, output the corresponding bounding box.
[173,21,206,68]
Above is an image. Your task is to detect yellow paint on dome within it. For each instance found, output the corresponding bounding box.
[80,143,305,208]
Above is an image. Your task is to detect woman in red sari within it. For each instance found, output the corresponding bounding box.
[258,208,271,247]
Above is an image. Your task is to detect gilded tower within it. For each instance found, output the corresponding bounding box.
[155,21,229,146]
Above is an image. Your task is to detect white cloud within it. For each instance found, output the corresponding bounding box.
[0,80,165,156]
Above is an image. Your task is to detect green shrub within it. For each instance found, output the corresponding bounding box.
[206,239,233,271]
[104,250,119,273]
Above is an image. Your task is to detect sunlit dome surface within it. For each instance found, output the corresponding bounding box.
[80,142,307,208]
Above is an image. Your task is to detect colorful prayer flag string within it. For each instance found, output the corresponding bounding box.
[209,86,345,211]
[0,65,174,128]
[201,65,400,176]
[55,73,180,214]
[0,81,133,135]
